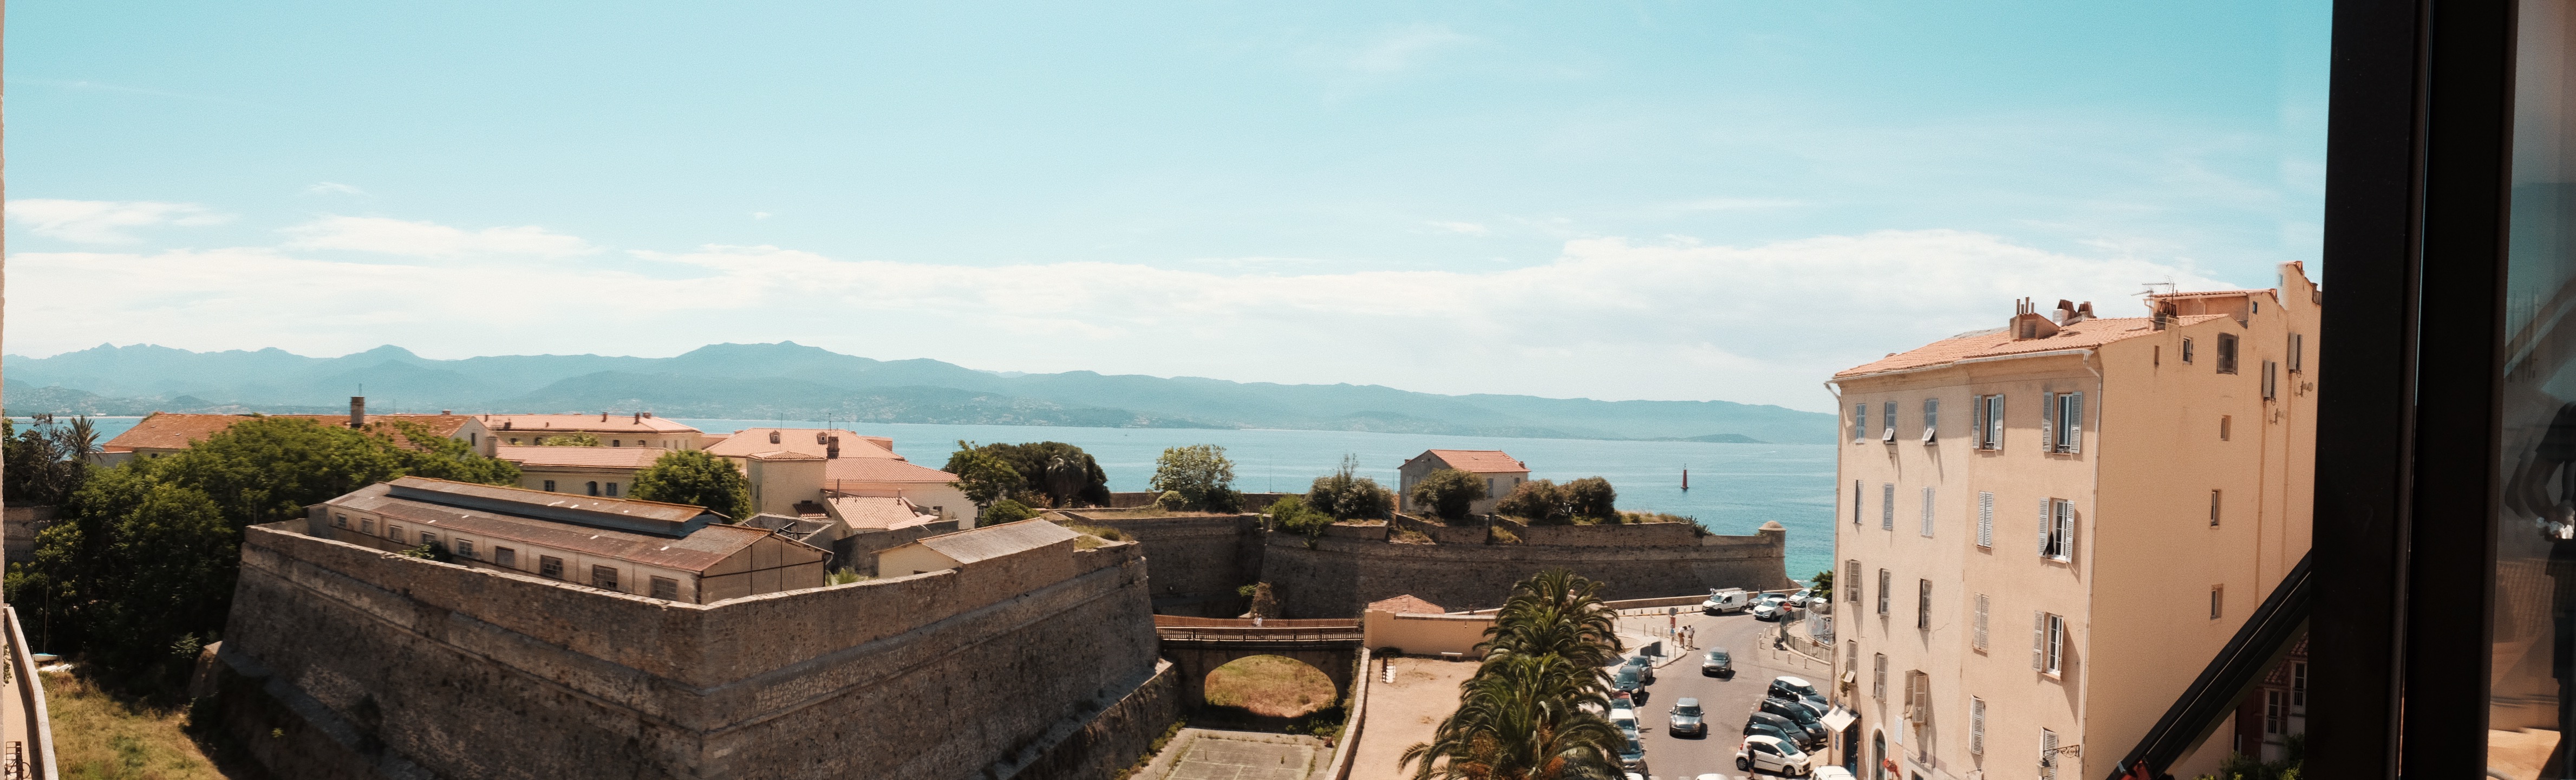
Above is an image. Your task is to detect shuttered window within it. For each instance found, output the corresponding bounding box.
[2031,610,2046,669]
[1882,483,1895,530]
[1853,480,1863,525]
[1920,486,1936,537]
[1874,653,1888,700]
[1879,569,1892,615]
[1971,395,1985,446]
[1977,491,1995,548]
[2218,332,2240,374]
[2055,500,2075,560]
[2210,490,2223,526]
[2061,392,2083,453]
[2289,333,2304,372]
[1918,579,1932,629]
[1855,403,1868,442]
[2040,391,2056,451]
[2039,498,2056,557]
[1922,398,1939,442]
[1973,593,1990,651]
[2264,360,2280,400]
[2045,614,2065,674]
[2042,729,2061,779]
[2041,498,2073,560]
[1970,698,1986,755]
[1883,401,1899,441]
[1987,394,2005,450]
[1847,560,1862,602]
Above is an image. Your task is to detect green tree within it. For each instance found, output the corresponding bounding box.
[4,415,100,506]
[538,432,604,446]
[943,442,1027,509]
[1495,479,1571,524]
[1810,569,1834,602]
[8,415,517,685]
[1562,477,1616,522]
[1236,582,1280,619]
[1150,444,1238,511]
[1408,469,1485,522]
[1307,454,1395,521]
[979,498,1038,526]
[1266,496,1335,537]
[1401,569,1626,780]
[629,450,755,521]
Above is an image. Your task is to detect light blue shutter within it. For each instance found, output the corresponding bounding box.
[1882,483,1896,530]
[1924,398,1940,440]
[2040,391,2056,451]
[1992,395,2005,450]
[1920,486,1935,537]
[1978,491,1994,548]
[2059,501,2077,560]
[1855,403,1868,441]
[2040,498,2053,556]
[2065,392,2083,453]
[1884,401,1898,440]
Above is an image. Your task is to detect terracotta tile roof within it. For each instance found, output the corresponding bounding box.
[1832,314,2228,379]
[330,482,777,573]
[829,496,937,531]
[477,413,701,435]
[824,457,957,484]
[1367,594,1447,615]
[746,450,825,461]
[1415,450,1528,473]
[101,412,474,453]
[703,428,904,460]
[2151,289,2268,300]
[494,445,666,470]
[910,518,1077,564]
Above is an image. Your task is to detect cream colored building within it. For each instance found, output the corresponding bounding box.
[1827,263,2319,780]
[478,412,702,450]
[494,445,664,497]
[1395,450,1530,516]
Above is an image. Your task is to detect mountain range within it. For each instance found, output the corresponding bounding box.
[1,342,1834,443]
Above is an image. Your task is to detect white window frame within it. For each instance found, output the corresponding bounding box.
[2041,498,2075,561]
[2042,729,2061,779]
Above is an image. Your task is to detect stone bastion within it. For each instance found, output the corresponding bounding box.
[207,519,1175,779]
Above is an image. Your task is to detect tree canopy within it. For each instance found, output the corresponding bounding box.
[1408,469,1485,522]
[7,415,519,685]
[1494,477,1619,525]
[978,498,1038,526]
[1401,569,1625,780]
[3,415,100,506]
[629,450,755,522]
[1306,454,1394,521]
[943,441,1110,509]
[1150,444,1238,512]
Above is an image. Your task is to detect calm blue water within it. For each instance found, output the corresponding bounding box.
[12,415,1838,581]
[678,420,1838,582]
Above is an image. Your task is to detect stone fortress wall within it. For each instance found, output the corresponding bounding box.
[210,516,1173,780]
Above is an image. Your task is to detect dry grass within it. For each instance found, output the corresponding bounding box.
[43,672,233,780]
[1202,655,1337,718]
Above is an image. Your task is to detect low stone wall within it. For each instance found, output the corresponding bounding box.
[1105,492,1300,510]
[216,519,1166,779]
[1388,514,1488,545]
[1054,512,1264,617]
[2,505,56,564]
[1264,525,1790,618]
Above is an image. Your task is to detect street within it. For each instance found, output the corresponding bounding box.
[1612,607,1835,779]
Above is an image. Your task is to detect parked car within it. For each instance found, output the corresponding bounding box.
[1624,654,1657,684]
[1703,588,1751,614]
[1734,734,1812,777]
[1620,736,1648,771]
[1811,766,1857,780]
[1766,676,1821,703]
[1702,648,1733,677]
[1667,697,1707,737]
[1745,711,1816,751]
[1751,593,1794,621]
[1757,698,1832,746]
[1615,666,1645,700]
[1611,705,1639,737]
[1611,691,1636,711]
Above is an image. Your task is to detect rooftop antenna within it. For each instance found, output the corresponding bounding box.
[2139,281,2176,296]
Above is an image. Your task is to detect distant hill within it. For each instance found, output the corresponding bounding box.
[2,342,1835,443]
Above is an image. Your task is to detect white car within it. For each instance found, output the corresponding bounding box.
[1811,767,1857,779]
[1610,706,1638,736]
[1736,734,1813,777]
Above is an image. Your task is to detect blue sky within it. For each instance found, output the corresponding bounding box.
[4,1,2331,410]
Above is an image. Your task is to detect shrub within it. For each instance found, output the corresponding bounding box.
[1407,469,1484,522]
[979,498,1038,526]
[1266,496,1335,537]
[538,432,603,446]
[1496,479,1570,524]
[1150,445,1237,510]
[630,450,757,522]
[1155,490,1187,511]
[1307,454,1395,520]
[1564,477,1617,520]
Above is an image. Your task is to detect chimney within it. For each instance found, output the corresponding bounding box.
[349,396,367,428]
[816,431,829,445]
[632,412,641,422]
[441,410,452,415]
[601,412,609,421]
[827,435,841,459]
[769,431,782,444]
[2053,299,2078,325]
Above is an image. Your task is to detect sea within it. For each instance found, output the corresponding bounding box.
[19,415,1839,582]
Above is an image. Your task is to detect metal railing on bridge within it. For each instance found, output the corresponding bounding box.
[1151,615,1363,643]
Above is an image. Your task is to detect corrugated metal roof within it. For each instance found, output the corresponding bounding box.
[912,519,1077,564]
[330,482,784,573]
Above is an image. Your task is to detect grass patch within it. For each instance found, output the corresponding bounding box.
[1390,529,1433,544]
[1062,523,1128,550]
[43,672,232,780]
[1202,655,1337,718]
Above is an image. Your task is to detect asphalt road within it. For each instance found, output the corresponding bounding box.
[1613,607,1836,780]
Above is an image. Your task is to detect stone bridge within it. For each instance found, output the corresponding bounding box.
[1153,615,1362,708]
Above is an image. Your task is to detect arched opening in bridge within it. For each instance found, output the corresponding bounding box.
[1202,655,1338,718]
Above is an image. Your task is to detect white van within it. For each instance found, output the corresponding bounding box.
[1703,588,1750,614]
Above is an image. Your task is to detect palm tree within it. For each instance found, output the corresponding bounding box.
[1403,569,1630,780]
[1480,568,1625,672]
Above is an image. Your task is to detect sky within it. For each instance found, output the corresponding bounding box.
[3,1,2332,412]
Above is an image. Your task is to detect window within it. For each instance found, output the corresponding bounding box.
[2263,360,2280,400]
[1917,579,1932,629]
[650,576,680,600]
[592,565,621,591]
[1847,560,1862,602]
[1881,483,1895,530]
[361,518,374,534]
[2155,344,2161,366]
[1981,394,2004,449]
[1854,402,1869,442]
[606,482,621,497]
[587,481,601,496]
[1853,480,1863,525]
[2291,662,2307,708]
[2210,490,2223,526]
[544,479,557,492]
[612,439,622,447]
[2221,415,2232,441]
[1974,593,1991,651]
[387,524,405,544]
[1878,569,1892,615]
[2040,391,2084,453]
[333,513,348,529]
[495,547,516,569]
[2216,332,2240,373]
[2040,499,2075,560]
[539,555,564,580]
[1977,491,1995,548]
[2182,336,2196,363]
[1970,697,1986,755]
[2032,612,2065,675]
[2287,333,2304,372]
[2210,585,2225,619]
[1874,653,1888,699]
[2042,729,2060,779]
[2264,690,2288,736]
[1919,486,1935,537]
[455,539,475,558]
[1883,401,1898,441]
[1921,398,1939,442]
[417,531,438,549]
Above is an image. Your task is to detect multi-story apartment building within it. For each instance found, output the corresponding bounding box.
[1827,263,2319,780]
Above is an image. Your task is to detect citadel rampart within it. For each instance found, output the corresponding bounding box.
[211,519,1172,779]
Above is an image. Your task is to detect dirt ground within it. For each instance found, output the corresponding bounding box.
[1346,656,1479,780]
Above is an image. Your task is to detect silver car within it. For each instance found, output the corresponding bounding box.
[1702,648,1733,677]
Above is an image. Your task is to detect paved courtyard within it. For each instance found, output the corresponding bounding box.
[1149,730,1326,780]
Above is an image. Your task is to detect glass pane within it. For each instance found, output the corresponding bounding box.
[2495,2,2576,778]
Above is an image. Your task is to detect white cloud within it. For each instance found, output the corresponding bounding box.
[7,199,231,244]
[278,216,597,258]
[1426,221,1489,235]
[6,214,2239,411]
[306,182,366,196]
